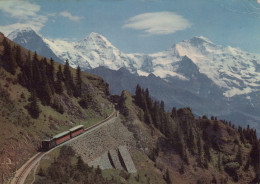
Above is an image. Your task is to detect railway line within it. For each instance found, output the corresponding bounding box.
[11,110,117,184]
[13,152,45,184]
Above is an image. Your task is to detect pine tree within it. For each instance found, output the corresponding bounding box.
[163,169,172,184]
[217,152,222,172]
[15,46,22,67]
[75,65,82,97]
[250,140,260,183]
[140,88,147,110]
[38,58,52,105]
[171,107,177,118]
[175,126,189,164]
[77,156,85,171]
[49,58,55,81]
[32,52,42,93]
[135,84,142,107]
[250,140,260,168]
[26,90,41,119]
[238,126,245,143]
[159,100,165,131]
[160,101,165,113]
[2,38,17,74]
[254,142,260,183]
[236,145,243,166]
[144,107,152,124]
[46,58,55,92]
[55,65,63,94]
[187,128,197,155]
[151,100,160,128]
[203,142,211,162]
[179,162,185,174]
[197,137,203,167]
[145,88,153,111]
[18,51,32,88]
[63,59,75,96]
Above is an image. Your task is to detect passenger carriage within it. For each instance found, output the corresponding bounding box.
[41,125,84,151]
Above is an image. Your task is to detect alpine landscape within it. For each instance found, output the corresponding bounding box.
[0,0,260,184]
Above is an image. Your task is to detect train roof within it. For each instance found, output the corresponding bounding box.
[69,125,84,132]
[53,131,70,139]
[43,138,54,142]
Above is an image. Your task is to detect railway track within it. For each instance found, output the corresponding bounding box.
[13,152,45,184]
[85,110,117,132]
[11,110,117,184]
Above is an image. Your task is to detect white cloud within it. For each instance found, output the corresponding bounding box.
[60,11,83,22]
[0,1,40,19]
[0,1,48,35]
[123,12,192,36]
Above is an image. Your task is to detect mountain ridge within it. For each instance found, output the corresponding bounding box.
[7,28,260,133]
[8,28,260,98]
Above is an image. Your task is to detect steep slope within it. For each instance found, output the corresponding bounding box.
[116,88,259,184]
[0,32,113,181]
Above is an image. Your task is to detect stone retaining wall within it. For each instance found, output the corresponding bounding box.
[68,117,137,173]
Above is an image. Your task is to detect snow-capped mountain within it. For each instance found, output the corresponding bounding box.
[8,28,260,99]
[8,27,63,63]
[43,32,141,72]
[147,36,260,98]
[7,28,260,131]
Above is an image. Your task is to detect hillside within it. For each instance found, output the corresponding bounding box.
[0,32,113,181]
[116,87,260,183]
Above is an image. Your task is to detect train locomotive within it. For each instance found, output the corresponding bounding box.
[42,125,84,151]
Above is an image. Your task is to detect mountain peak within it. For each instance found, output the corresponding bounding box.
[8,27,38,41]
[89,32,101,37]
[83,32,106,41]
[9,27,36,34]
[188,36,214,45]
[79,32,115,49]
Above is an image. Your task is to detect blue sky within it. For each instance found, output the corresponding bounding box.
[0,0,259,54]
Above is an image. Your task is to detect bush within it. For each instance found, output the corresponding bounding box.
[202,115,208,120]
[224,162,240,181]
[51,101,64,114]
[78,98,88,109]
[119,170,131,180]
[25,99,41,119]
[38,167,45,176]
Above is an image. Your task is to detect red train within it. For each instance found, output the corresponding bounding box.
[42,125,84,151]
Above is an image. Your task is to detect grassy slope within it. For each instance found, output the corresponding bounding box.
[0,33,113,182]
